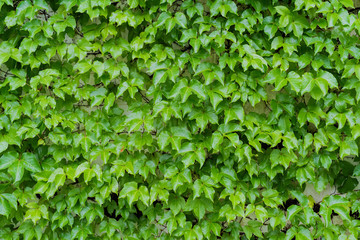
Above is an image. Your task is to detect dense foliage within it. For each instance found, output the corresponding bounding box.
[1,0,360,239]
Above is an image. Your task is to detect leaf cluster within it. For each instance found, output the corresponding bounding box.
[1,0,360,239]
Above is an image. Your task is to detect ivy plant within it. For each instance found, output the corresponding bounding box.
[1,0,360,239]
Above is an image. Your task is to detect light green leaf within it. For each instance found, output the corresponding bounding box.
[0,151,17,169]
[22,153,41,173]
[2,193,17,211]
[9,160,24,182]
[75,60,92,74]
[339,0,354,8]
[175,12,187,28]
[287,205,302,221]
[318,70,338,89]
[255,206,268,223]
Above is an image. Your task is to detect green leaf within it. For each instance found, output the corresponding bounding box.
[339,0,354,8]
[119,182,138,205]
[2,193,17,211]
[352,123,360,140]
[224,104,244,124]
[297,228,313,240]
[270,149,296,169]
[271,36,283,50]
[211,132,223,151]
[354,164,360,176]
[156,12,171,27]
[255,205,268,223]
[318,70,338,89]
[297,108,307,127]
[242,220,263,239]
[339,138,358,159]
[175,12,187,28]
[264,24,277,39]
[320,153,332,170]
[0,151,18,170]
[0,195,11,217]
[169,195,185,215]
[275,6,291,15]
[5,11,17,28]
[164,166,178,179]
[138,186,150,206]
[128,0,139,8]
[338,177,358,193]
[185,197,213,220]
[22,153,41,173]
[8,160,24,182]
[296,165,315,186]
[0,47,11,65]
[190,80,206,99]
[171,126,191,139]
[75,162,90,178]
[287,205,302,221]
[92,61,104,77]
[75,60,92,74]
[33,182,50,194]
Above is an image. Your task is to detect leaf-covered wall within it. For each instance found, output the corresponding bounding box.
[1,0,360,239]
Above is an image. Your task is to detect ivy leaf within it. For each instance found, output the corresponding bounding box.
[75,60,92,74]
[242,220,263,239]
[138,186,150,206]
[270,149,296,169]
[0,47,11,65]
[175,12,187,29]
[255,205,268,223]
[287,205,302,221]
[169,195,185,215]
[185,197,213,220]
[8,161,24,183]
[2,193,17,211]
[119,182,138,206]
[211,131,223,151]
[339,0,354,8]
[92,61,104,77]
[5,11,17,28]
[0,141,8,154]
[296,165,315,186]
[354,165,360,177]
[22,153,41,173]
[90,88,107,107]
[128,0,139,8]
[297,228,313,240]
[171,126,191,140]
[339,138,358,159]
[156,12,171,27]
[0,195,11,217]
[0,151,18,170]
[224,104,244,124]
[318,70,338,89]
